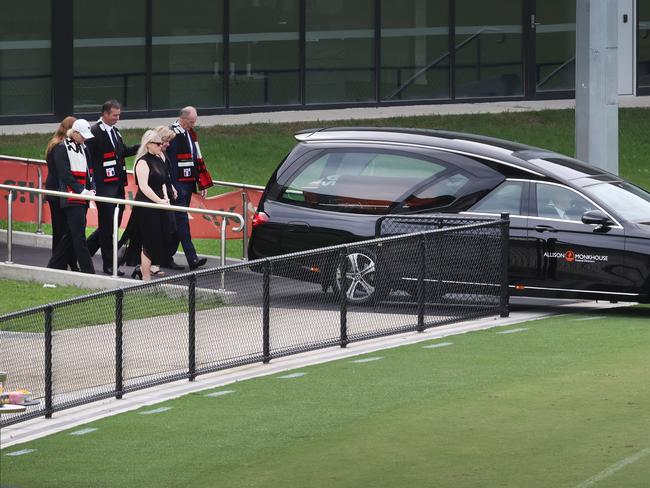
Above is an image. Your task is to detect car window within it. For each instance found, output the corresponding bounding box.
[469,180,524,215]
[401,172,470,211]
[535,183,597,221]
[280,151,447,214]
[583,181,650,224]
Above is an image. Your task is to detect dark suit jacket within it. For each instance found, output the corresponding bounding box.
[87,120,139,198]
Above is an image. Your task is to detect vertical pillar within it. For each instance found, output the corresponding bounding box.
[575,0,619,175]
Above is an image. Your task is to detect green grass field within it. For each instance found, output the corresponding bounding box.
[2,307,650,488]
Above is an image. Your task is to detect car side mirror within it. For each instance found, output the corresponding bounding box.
[582,209,614,227]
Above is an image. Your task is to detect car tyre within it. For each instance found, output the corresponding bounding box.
[333,249,389,305]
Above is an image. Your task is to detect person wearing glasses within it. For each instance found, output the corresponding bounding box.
[122,130,171,281]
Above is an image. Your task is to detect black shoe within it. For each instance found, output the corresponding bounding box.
[189,257,207,270]
[162,260,185,270]
[104,266,125,277]
[131,265,142,280]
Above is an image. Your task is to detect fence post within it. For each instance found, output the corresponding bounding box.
[500,213,510,318]
[417,234,426,332]
[242,190,249,260]
[44,305,53,418]
[339,248,348,348]
[115,289,123,399]
[188,274,196,381]
[262,260,271,363]
[6,190,13,264]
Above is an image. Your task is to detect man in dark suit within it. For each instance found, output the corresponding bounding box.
[166,106,213,270]
[86,99,139,275]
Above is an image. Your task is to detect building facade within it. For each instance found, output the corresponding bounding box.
[1,0,649,124]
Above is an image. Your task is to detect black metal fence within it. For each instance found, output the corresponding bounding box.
[0,216,508,427]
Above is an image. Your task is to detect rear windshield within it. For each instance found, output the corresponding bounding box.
[280,151,448,214]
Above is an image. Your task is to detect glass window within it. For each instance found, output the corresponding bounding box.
[470,180,524,215]
[536,184,597,221]
[281,151,446,214]
[380,0,449,102]
[230,0,299,107]
[73,0,146,112]
[306,0,375,104]
[0,1,52,115]
[535,0,575,92]
[152,0,223,110]
[584,181,650,224]
[639,0,650,89]
[454,0,523,98]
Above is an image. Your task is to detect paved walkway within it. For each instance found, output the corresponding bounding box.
[2,96,650,135]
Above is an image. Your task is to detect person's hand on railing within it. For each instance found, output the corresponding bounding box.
[81,189,96,196]
[159,197,170,205]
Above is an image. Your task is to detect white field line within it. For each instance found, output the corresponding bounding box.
[423,342,453,349]
[138,407,172,415]
[351,357,383,363]
[575,447,650,488]
[69,428,97,436]
[277,372,306,379]
[205,390,235,398]
[4,449,36,456]
[496,327,529,334]
[573,316,608,321]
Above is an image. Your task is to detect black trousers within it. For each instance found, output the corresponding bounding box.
[47,198,78,271]
[87,201,125,268]
[169,186,198,264]
[48,205,95,274]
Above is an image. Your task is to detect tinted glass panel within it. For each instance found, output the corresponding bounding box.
[470,180,524,215]
[639,0,650,88]
[0,1,52,115]
[73,0,146,112]
[152,0,223,110]
[536,184,596,221]
[584,181,650,223]
[535,0,575,92]
[281,151,446,214]
[380,0,449,101]
[230,0,299,107]
[306,0,375,103]
[455,0,523,98]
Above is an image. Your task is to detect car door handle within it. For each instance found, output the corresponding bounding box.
[535,225,557,233]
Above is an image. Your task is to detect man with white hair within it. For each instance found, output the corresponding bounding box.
[165,106,213,270]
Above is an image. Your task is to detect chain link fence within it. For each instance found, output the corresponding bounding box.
[1,215,508,427]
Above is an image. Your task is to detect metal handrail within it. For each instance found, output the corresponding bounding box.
[1,184,244,279]
[0,154,265,259]
[386,27,503,100]
[536,55,575,89]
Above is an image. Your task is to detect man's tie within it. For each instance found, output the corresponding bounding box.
[109,128,118,149]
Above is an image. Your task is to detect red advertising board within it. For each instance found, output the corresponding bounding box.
[0,157,262,239]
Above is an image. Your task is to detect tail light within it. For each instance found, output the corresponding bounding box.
[252,211,269,228]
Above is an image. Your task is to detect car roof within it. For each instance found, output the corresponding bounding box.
[294,127,618,184]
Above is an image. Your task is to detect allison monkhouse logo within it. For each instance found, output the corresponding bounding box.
[543,250,608,264]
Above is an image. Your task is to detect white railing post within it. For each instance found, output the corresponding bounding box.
[36,166,44,235]
[112,205,120,277]
[6,190,13,264]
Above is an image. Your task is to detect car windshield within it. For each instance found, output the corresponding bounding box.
[583,181,650,223]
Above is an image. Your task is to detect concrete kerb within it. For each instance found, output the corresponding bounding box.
[0,299,631,448]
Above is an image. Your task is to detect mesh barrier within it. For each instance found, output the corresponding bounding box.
[0,215,508,427]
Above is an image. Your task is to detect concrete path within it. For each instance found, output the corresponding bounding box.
[2,96,650,136]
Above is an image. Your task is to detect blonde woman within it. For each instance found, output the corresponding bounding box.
[123,130,171,280]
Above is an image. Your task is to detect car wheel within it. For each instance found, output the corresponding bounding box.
[334,250,388,305]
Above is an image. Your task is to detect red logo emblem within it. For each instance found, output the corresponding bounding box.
[565,250,575,262]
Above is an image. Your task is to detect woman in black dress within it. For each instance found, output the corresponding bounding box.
[125,130,171,280]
